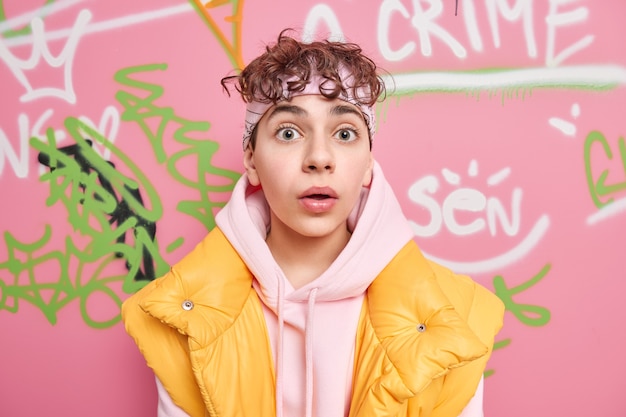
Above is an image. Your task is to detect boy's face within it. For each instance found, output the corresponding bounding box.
[244,94,373,242]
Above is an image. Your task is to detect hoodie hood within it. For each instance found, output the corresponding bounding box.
[216,160,414,308]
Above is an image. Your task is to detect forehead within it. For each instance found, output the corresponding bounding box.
[263,95,365,123]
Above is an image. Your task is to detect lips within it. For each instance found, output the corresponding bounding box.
[299,187,338,213]
[299,187,337,199]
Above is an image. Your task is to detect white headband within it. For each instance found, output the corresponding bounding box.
[242,68,376,150]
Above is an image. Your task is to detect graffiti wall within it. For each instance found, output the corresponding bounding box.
[1,0,624,416]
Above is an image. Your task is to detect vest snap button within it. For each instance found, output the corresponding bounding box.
[416,323,426,333]
[182,300,194,311]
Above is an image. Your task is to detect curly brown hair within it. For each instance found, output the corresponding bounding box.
[222,29,386,105]
[221,29,387,148]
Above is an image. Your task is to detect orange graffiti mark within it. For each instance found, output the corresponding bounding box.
[190,0,245,70]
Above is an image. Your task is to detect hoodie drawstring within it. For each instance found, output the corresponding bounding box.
[276,270,285,417]
[305,288,318,417]
[274,280,319,417]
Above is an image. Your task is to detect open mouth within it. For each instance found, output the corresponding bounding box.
[308,194,331,200]
[299,188,338,212]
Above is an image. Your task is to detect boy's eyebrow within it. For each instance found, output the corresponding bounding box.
[329,104,364,119]
[266,104,308,122]
[266,103,364,123]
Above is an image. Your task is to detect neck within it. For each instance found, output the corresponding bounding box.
[266,221,351,290]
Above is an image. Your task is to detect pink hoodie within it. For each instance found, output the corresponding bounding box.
[154,162,485,417]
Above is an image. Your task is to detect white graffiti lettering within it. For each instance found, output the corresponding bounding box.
[407,161,549,273]
[408,173,522,237]
[546,0,594,67]
[378,0,467,60]
[0,110,64,178]
[0,105,119,179]
[0,9,91,104]
[77,106,120,162]
[376,0,592,65]
[486,0,536,57]
[303,4,345,43]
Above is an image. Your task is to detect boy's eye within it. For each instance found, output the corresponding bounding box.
[277,127,301,141]
[335,128,357,142]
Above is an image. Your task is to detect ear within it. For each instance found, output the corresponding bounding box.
[361,153,374,187]
[244,147,261,186]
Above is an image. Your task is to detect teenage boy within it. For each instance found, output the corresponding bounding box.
[122,30,504,417]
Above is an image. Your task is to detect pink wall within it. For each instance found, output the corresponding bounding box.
[1,0,625,416]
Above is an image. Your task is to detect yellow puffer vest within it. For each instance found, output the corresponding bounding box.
[122,228,504,417]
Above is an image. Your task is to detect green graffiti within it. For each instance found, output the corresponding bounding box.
[0,116,172,327]
[114,63,170,163]
[487,265,551,376]
[493,264,551,327]
[492,339,512,351]
[584,130,626,208]
[0,226,66,320]
[487,264,551,377]
[32,118,169,291]
[0,214,162,327]
[114,63,240,231]
[0,223,126,328]
[484,338,512,378]
[0,63,241,327]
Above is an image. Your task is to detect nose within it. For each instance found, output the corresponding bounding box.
[303,133,335,173]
